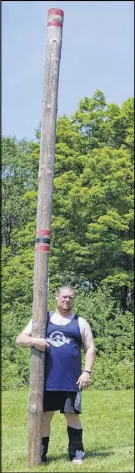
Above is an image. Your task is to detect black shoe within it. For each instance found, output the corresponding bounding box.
[41,447,48,463]
[41,453,48,463]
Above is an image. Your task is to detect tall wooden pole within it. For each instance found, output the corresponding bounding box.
[27,8,64,467]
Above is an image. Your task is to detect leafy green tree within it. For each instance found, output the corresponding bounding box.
[2,91,134,390]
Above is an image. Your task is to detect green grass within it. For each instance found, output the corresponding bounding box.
[2,389,134,472]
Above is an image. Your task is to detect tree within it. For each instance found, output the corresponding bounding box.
[2,91,134,389]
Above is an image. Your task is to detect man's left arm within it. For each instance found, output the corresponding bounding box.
[76,318,95,390]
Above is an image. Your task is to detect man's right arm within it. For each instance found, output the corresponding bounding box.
[16,320,49,352]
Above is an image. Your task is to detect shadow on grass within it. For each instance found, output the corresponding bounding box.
[86,447,114,458]
[47,447,114,463]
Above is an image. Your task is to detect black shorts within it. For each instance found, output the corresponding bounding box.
[43,391,81,414]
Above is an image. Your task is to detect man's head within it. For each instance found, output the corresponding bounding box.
[56,285,75,314]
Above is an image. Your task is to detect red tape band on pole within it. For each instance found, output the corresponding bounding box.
[35,245,50,252]
[36,230,50,236]
[48,9,64,17]
[48,21,62,28]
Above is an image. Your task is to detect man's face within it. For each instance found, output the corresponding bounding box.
[56,288,75,312]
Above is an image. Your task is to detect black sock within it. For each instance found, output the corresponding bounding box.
[41,437,49,461]
[67,426,84,460]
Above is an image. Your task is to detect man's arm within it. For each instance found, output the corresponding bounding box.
[16,320,49,351]
[81,318,95,372]
[77,317,95,390]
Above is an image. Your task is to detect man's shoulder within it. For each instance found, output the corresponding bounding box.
[77,316,91,329]
[77,315,87,327]
[77,315,86,322]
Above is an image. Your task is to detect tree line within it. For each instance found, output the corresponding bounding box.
[2,90,134,390]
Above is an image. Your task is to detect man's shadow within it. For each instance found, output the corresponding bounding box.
[47,446,114,462]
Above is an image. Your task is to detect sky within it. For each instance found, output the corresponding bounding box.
[2,0,134,141]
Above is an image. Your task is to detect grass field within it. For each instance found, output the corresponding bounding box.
[2,389,134,472]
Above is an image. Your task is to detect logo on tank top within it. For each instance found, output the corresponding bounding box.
[46,331,70,347]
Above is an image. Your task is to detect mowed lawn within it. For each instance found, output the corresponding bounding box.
[2,389,134,472]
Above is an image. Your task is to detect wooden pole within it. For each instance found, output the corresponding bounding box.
[27,8,64,467]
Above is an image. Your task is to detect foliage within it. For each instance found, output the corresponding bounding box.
[91,356,134,390]
[2,91,134,390]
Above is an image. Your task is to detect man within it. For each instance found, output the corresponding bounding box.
[16,285,95,465]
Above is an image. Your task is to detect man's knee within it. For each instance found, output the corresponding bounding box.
[42,410,54,424]
[64,413,81,429]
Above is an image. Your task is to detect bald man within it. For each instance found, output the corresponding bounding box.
[16,285,95,465]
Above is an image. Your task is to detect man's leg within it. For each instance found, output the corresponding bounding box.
[64,413,84,464]
[41,411,54,462]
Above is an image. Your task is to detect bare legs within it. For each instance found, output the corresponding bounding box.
[41,412,84,464]
[41,411,54,437]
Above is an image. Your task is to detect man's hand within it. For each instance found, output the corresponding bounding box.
[76,371,90,390]
[32,338,50,352]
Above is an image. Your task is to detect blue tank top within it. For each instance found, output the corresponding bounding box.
[44,313,82,391]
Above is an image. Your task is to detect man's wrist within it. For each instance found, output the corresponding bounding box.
[84,369,92,374]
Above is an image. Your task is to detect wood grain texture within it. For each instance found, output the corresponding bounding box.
[27,8,64,467]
